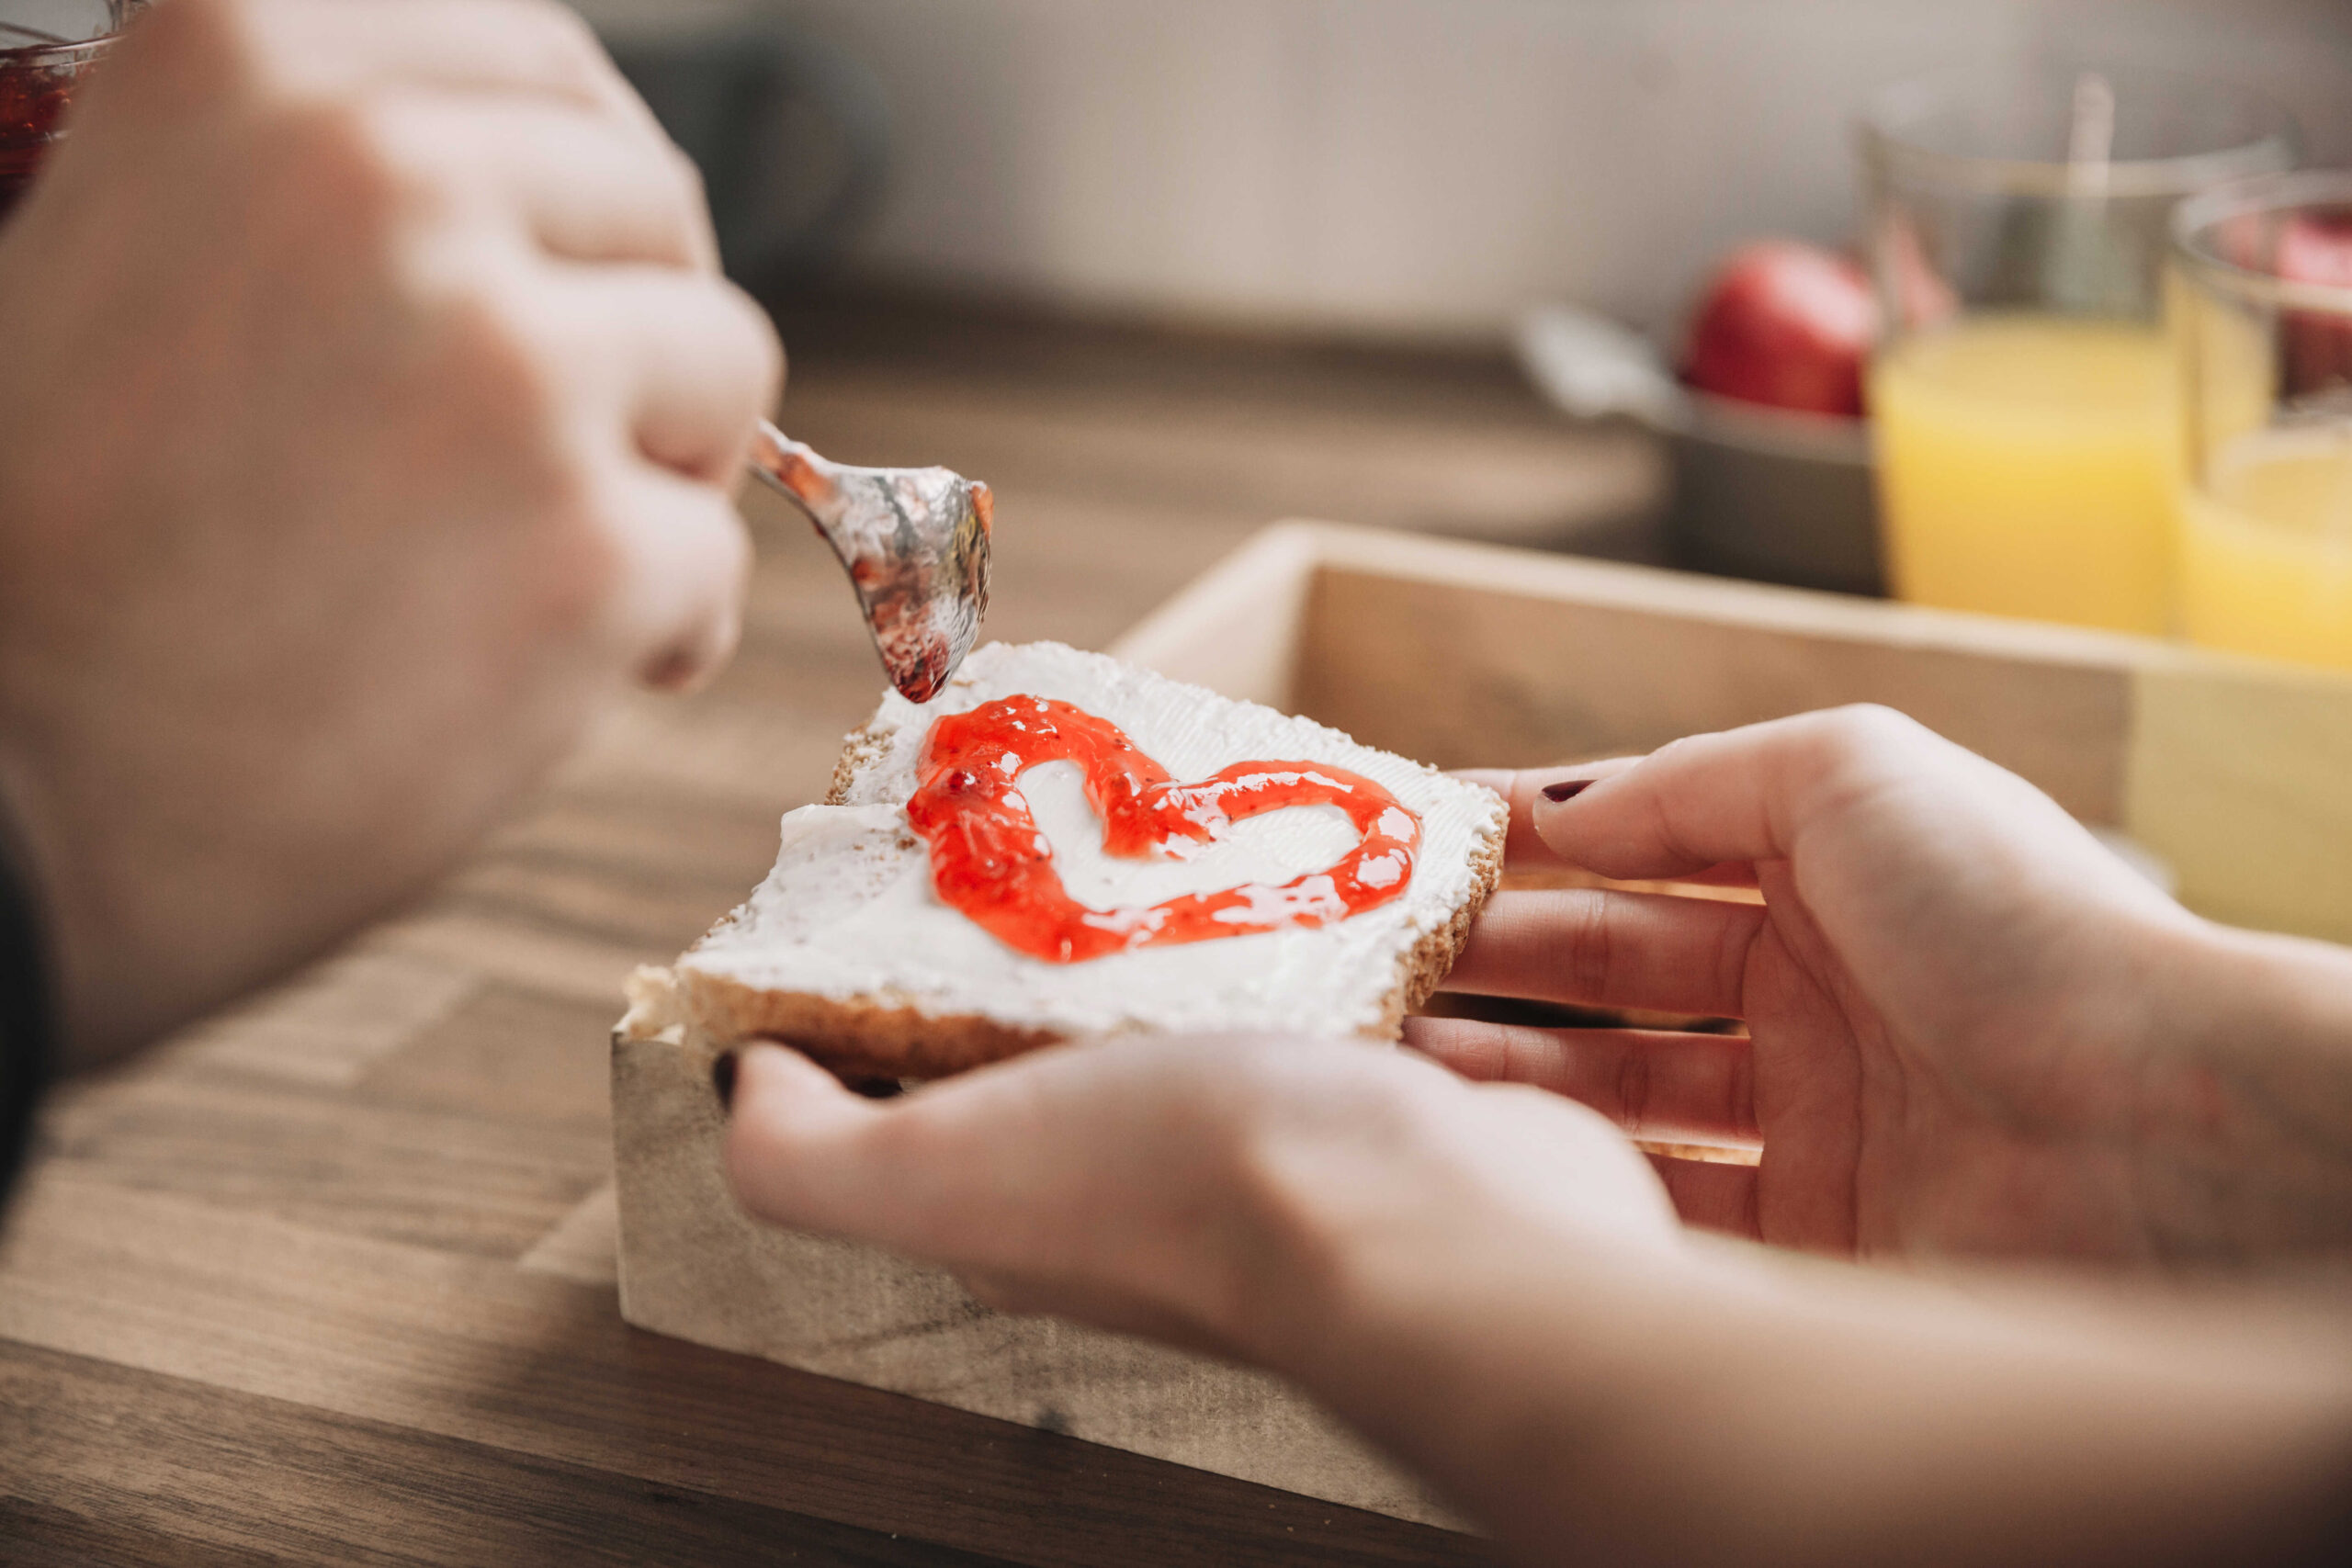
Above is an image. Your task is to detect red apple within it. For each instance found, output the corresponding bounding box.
[1680,241,1877,418]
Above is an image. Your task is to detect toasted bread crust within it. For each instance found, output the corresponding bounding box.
[823,720,891,807]
[673,967,1065,1079]
[1377,810,1507,1037]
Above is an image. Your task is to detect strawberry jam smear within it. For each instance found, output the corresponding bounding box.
[908,695,1421,964]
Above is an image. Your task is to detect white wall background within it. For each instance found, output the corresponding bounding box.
[581,0,2352,341]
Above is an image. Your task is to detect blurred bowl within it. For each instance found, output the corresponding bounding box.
[1666,390,1881,596]
[1516,304,1885,597]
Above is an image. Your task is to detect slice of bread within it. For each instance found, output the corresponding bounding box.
[620,641,1509,1081]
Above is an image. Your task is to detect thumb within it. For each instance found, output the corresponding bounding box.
[720,1042,884,1231]
[1530,705,1957,882]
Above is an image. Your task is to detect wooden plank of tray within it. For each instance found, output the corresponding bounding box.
[609,514,2352,1551]
[612,1032,1459,1531]
[1117,522,2352,945]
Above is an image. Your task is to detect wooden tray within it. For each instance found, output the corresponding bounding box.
[613,520,2352,1531]
[1116,522,2352,944]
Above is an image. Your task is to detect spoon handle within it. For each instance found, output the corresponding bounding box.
[746,419,843,529]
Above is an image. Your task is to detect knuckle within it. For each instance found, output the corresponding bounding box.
[432,273,571,421]
[501,469,617,639]
[546,503,628,640]
[666,143,711,210]
[1559,889,1615,1005]
[147,0,254,58]
[541,1,610,66]
[644,492,752,628]
[1709,908,1758,1024]
[1648,732,1709,768]
[1817,703,1928,759]
[1799,705,1996,842]
[662,149,714,248]
[1444,1021,1510,1083]
[129,0,277,104]
[716,502,755,583]
[1727,1045,1762,1143]
[506,0,617,92]
[415,284,614,603]
[1806,705,1956,808]
[1613,1042,1653,1134]
[1790,704,1927,795]
[715,282,787,404]
[267,98,440,232]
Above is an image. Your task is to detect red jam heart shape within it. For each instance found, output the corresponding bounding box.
[909,695,1422,963]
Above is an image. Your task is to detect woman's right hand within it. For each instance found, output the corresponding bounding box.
[719,707,2352,1567]
[1412,705,2352,1267]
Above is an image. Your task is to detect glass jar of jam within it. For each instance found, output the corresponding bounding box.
[2,1,137,223]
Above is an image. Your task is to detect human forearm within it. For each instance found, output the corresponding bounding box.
[721,1026,2352,1564]
[2118,919,2352,1259]
[1256,1213,2352,1568]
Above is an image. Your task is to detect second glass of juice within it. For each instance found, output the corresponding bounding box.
[2171,172,2352,671]
[1860,66,2294,632]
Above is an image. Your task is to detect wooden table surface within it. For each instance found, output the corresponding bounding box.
[0,295,1657,1566]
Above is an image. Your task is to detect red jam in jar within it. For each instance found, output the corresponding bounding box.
[2,2,133,222]
[908,695,1421,964]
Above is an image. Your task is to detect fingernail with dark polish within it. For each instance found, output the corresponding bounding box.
[712,1049,740,1114]
[1542,780,1594,803]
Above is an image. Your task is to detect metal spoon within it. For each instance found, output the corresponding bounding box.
[746,420,992,704]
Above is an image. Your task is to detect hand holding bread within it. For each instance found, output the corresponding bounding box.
[1419,705,2352,1263]
[718,699,2352,1566]
[719,694,2352,1295]
[721,1028,1680,1362]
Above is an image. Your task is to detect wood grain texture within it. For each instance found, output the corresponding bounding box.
[1254,522,2352,942]
[16,288,2348,1562]
[1298,556,2134,824]
[1,298,1560,1566]
[2128,662,2352,946]
[611,1033,1458,1530]
[1,1340,1023,1567]
[0,1173,1486,1567]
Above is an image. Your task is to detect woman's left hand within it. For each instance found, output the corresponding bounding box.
[721,1031,1679,1366]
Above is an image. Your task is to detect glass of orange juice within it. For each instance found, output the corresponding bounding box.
[1860,66,2294,633]
[2170,172,2352,671]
